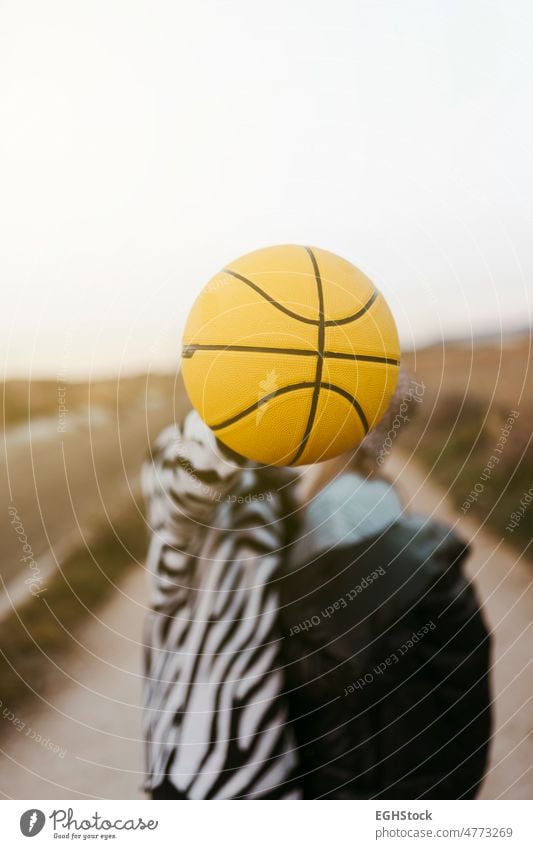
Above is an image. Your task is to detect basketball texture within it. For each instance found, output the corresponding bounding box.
[181,245,400,466]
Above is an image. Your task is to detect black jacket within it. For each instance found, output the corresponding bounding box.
[280,515,492,799]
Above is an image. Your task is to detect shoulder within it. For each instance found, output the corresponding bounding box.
[143,412,240,488]
[389,514,470,568]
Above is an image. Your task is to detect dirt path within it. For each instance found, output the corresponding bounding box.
[1,454,531,799]
[0,566,146,799]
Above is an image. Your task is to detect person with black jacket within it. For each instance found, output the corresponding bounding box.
[280,394,492,800]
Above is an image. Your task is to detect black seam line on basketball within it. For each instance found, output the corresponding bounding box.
[182,343,317,358]
[322,382,369,433]
[222,267,319,324]
[324,288,379,325]
[288,247,325,465]
[325,351,399,365]
[182,342,399,366]
[209,382,318,430]
[208,381,369,434]
[222,266,379,327]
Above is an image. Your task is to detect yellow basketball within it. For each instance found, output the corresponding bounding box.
[181,244,400,466]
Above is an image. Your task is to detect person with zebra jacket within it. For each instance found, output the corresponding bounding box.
[141,409,301,799]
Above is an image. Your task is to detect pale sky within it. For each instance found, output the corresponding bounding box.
[1,0,532,377]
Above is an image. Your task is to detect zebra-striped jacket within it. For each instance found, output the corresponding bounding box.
[141,410,300,799]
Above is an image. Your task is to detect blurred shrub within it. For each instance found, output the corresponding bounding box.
[400,391,533,551]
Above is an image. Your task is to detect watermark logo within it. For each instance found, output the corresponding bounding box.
[19,807,158,839]
[20,809,45,837]
[376,379,425,465]
[256,369,279,424]
[50,807,158,834]
[8,505,47,597]
[57,329,72,433]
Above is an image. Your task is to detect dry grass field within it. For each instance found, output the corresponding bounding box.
[401,333,532,552]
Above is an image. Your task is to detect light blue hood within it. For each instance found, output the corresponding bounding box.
[290,472,403,568]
